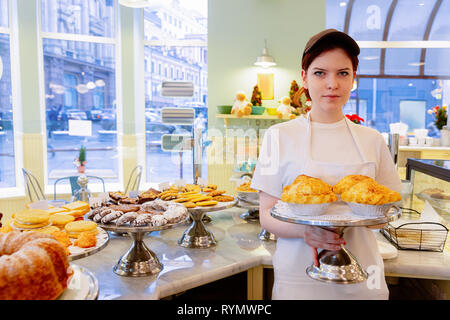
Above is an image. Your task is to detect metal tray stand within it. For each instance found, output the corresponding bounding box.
[271,201,401,284]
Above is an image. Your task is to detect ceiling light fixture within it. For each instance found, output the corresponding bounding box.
[118,0,151,8]
[254,39,276,68]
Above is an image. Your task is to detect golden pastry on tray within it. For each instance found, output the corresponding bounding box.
[281,175,337,216]
[281,175,338,204]
[336,175,401,217]
[332,174,372,195]
[339,176,401,205]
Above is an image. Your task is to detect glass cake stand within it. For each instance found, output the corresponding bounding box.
[236,196,276,241]
[270,202,401,284]
[178,198,237,248]
[94,218,188,277]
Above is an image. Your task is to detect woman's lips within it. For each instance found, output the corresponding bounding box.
[323,95,340,99]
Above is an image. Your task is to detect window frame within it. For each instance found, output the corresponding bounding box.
[37,0,122,194]
[141,4,207,187]
[0,0,25,198]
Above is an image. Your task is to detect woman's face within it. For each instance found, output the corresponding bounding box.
[301,48,355,117]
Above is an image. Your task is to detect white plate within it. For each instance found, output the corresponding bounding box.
[57,264,98,300]
[68,227,109,261]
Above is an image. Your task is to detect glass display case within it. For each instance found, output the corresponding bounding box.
[405,158,450,226]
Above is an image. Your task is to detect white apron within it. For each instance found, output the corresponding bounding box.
[272,113,389,300]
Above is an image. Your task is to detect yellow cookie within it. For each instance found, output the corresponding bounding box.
[13,220,50,229]
[65,220,98,238]
[195,200,218,206]
[179,191,198,196]
[183,202,197,208]
[35,225,61,235]
[14,209,50,225]
[46,207,70,215]
[190,196,213,203]
[50,214,75,228]
[62,201,90,214]
[174,198,190,203]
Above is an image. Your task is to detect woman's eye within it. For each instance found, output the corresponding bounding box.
[339,71,349,76]
[314,71,324,76]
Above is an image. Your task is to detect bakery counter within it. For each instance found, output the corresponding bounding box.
[74,208,276,300]
[376,232,450,281]
[398,146,450,168]
[74,206,449,300]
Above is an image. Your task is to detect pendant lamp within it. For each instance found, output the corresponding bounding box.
[254,39,276,68]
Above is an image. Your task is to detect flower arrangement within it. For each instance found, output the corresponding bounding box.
[427,105,447,130]
[345,114,365,125]
[74,145,87,173]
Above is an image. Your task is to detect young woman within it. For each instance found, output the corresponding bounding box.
[251,29,402,300]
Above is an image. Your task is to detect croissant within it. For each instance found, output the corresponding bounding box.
[281,175,338,204]
[340,178,401,205]
[332,174,372,194]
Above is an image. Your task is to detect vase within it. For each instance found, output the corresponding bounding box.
[440,126,450,147]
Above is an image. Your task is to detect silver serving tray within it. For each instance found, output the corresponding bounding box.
[270,202,401,227]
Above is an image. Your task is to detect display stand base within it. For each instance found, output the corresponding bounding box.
[113,231,163,277]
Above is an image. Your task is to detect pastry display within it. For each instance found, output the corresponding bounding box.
[0,230,71,300]
[88,199,188,228]
[65,220,99,239]
[421,188,450,200]
[339,176,401,205]
[281,175,338,204]
[236,181,258,192]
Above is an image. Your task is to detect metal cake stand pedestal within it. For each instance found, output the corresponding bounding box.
[236,197,276,241]
[95,218,188,277]
[178,198,237,248]
[270,203,401,284]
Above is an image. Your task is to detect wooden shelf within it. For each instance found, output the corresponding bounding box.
[216,114,296,127]
[216,114,295,120]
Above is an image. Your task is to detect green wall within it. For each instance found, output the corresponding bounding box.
[208,0,326,131]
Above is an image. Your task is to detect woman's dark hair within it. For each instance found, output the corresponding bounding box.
[292,39,359,106]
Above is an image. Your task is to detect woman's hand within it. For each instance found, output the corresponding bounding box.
[303,226,346,267]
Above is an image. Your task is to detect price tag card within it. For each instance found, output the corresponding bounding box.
[29,200,49,210]
[197,177,208,186]
[97,192,110,202]
[89,197,102,207]
[158,182,171,191]
[129,190,140,198]
[173,179,187,188]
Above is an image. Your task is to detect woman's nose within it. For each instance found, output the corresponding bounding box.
[327,75,339,89]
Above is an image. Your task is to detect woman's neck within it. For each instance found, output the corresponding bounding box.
[310,107,345,123]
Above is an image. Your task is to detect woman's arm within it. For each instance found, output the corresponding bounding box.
[259,191,345,266]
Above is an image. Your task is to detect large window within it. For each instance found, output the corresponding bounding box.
[327,0,450,135]
[40,0,118,185]
[143,1,207,184]
[0,0,16,188]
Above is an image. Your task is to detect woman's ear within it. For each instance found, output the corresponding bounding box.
[301,69,308,89]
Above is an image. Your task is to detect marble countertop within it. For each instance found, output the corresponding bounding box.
[74,207,450,300]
